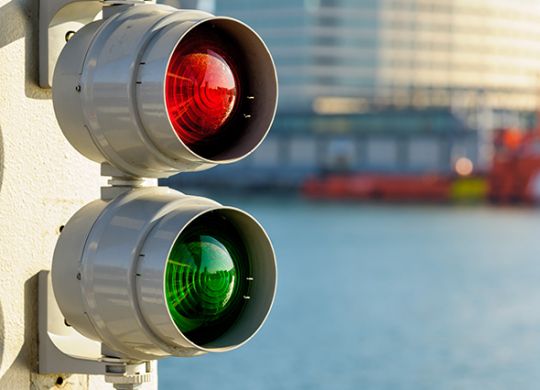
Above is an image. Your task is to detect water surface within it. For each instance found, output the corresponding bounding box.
[160,198,540,390]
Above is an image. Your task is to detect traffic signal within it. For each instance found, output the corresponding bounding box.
[52,4,277,177]
[38,2,278,385]
[52,187,276,360]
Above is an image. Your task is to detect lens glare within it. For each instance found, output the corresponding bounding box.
[166,27,240,152]
[165,212,249,345]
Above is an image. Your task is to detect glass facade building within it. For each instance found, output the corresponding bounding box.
[216,0,540,116]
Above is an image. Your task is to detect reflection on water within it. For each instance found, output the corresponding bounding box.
[160,198,540,390]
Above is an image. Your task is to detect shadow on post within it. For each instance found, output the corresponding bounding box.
[0,124,3,193]
[0,0,51,99]
[0,275,39,386]
[0,300,3,372]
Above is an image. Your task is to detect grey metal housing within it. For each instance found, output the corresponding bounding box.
[52,4,278,178]
[51,187,277,360]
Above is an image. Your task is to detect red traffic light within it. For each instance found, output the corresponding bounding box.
[52,6,278,178]
[166,27,240,153]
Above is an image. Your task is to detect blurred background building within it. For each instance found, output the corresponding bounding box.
[158,3,540,389]
[166,0,540,195]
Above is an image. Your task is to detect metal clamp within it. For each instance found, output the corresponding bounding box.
[39,0,102,88]
[38,270,153,387]
[100,163,157,200]
[38,0,152,88]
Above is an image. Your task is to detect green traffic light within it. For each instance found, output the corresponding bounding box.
[165,212,250,345]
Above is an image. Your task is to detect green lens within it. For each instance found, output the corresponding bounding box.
[165,212,250,345]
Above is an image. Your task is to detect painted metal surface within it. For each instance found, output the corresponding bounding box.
[51,187,277,360]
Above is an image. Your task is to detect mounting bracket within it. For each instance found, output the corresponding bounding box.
[39,0,152,88]
[38,271,153,386]
[100,163,158,200]
[39,0,102,88]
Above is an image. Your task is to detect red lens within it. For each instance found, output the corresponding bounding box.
[166,30,239,150]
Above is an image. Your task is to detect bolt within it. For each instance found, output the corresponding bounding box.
[65,31,76,42]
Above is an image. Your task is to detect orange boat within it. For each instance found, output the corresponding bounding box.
[302,127,540,204]
[488,128,540,204]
